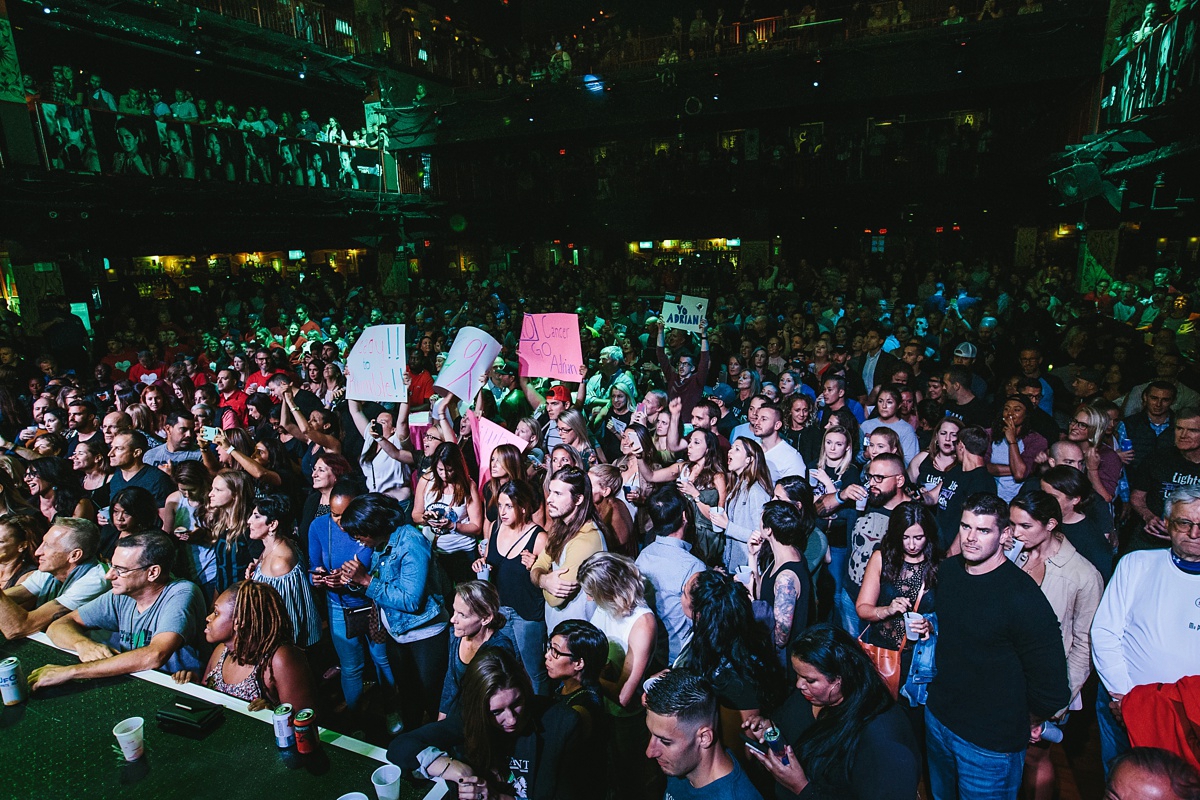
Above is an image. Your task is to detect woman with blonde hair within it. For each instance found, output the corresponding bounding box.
[555,408,601,467]
[611,423,658,523]
[202,469,255,599]
[126,403,165,448]
[438,580,516,719]
[578,552,656,798]
[1065,403,1122,503]
[589,464,635,556]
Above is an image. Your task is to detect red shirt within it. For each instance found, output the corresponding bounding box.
[129,361,167,386]
[219,389,249,427]
[407,369,434,407]
[246,369,283,393]
[101,351,136,380]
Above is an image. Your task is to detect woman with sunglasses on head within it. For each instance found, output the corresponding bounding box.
[1065,403,1122,504]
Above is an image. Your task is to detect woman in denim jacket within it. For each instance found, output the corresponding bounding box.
[340,492,450,731]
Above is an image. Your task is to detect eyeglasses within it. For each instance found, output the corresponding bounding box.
[108,563,148,578]
[1169,518,1200,534]
[1068,420,1089,429]
[864,472,901,484]
[546,643,577,660]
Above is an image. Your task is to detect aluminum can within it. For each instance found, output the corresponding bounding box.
[272,703,295,748]
[294,708,318,754]
[763,725,790,765]
[0,657,26,705]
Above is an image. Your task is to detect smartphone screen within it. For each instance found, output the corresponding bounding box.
[202,426,220,440]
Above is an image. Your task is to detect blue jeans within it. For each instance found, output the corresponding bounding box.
[926,708,1024,800]
[501,606,549,695]
[1096,684,1131,777]
[328,596,394,710]
[836,587,863,637]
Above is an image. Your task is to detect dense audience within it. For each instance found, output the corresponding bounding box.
[3,248,1200,799]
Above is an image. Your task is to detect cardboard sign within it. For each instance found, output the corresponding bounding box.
[436,326,501,401]
[345,325,408,402]
[661,294,709,333]
[519,312,584,381]
[468,411,530,489]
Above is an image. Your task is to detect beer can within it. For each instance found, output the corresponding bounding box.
[763,726,789,765]
[272,703,295,749]
[294,708,318,754]
[0,657,26,706]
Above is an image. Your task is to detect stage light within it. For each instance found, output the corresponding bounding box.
[41,2,53,13]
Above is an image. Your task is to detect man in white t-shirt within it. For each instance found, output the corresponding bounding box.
[1091,485,1200,773]
[0,518,110,638]
[750,403,806,483]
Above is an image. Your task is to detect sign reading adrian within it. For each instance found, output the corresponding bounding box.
[661,294,709,333]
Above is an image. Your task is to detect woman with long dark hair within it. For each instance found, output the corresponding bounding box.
[745,624,921,799]
[682,569,785,755]
[247,492,321,648]
[70,437,111,510]
[781,394,822,466]
[750,500,815,662]
[25,456,96,525]
[637,428,727,566]
[387,649,590,800]
[1009,491,1103,800]
[1039,465,1115,583]
[707,438,772,572]
[413,441,484,583]
[475,478,549,693]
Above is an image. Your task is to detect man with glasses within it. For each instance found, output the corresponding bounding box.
[28,531,207,688]
[1092,485,1200,773]
[657,317,710,419]
[926,493,1070,800]
[1015,377,1060,444]
[840,453,909,634]
[1130,408,1200,552]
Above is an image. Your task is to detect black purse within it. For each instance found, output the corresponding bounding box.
[344,604,375,639]
[156,693,224,738]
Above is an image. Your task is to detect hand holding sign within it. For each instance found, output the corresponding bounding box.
[468,412,530,489]
[519,313,584,381]
[346,325,408,403]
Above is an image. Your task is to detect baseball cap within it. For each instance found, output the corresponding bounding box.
[1076,367,1103,386]
[954,342,978,359]
[546,385,571,403]
[704,384,736,407]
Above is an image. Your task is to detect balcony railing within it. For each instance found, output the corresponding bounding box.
[30,101,423,194]
[191,0,357,55]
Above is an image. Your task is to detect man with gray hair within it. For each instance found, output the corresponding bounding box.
[0,518,110,638]
[1091,485,1200,773]
[584,345,637,423]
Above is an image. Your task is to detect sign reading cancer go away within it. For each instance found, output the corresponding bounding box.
[519,312,584,381]
[346,325,408,402]
[661,294,709,333]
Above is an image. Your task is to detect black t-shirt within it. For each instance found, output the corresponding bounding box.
[945,396,991,428]
[1133,447,1200,518]
[919,463,995,552]
[927,557,1070,753]
[109,464,176,507]
[1060,516,1114,584]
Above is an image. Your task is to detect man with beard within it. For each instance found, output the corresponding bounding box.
[840,452,909,635]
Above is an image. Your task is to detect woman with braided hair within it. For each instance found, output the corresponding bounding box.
[172,580,316,712]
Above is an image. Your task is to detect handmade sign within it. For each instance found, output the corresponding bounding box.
[519,312,584,381]
[436,326,501,401]
[661,294,709,333]
[346,325,408,402]
[469,411,530,488]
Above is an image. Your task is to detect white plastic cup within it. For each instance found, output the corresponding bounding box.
[371,765,403,800]
[903,612,922,641]
[734,564,753,588]
[337,793,370,800]
[475,566,491,581]
[112,716,145,762]
[855,494,868,512]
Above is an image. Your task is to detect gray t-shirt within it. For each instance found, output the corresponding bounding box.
[77,579,208,673]
[19,561,110,611]
[143,444,204,467]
